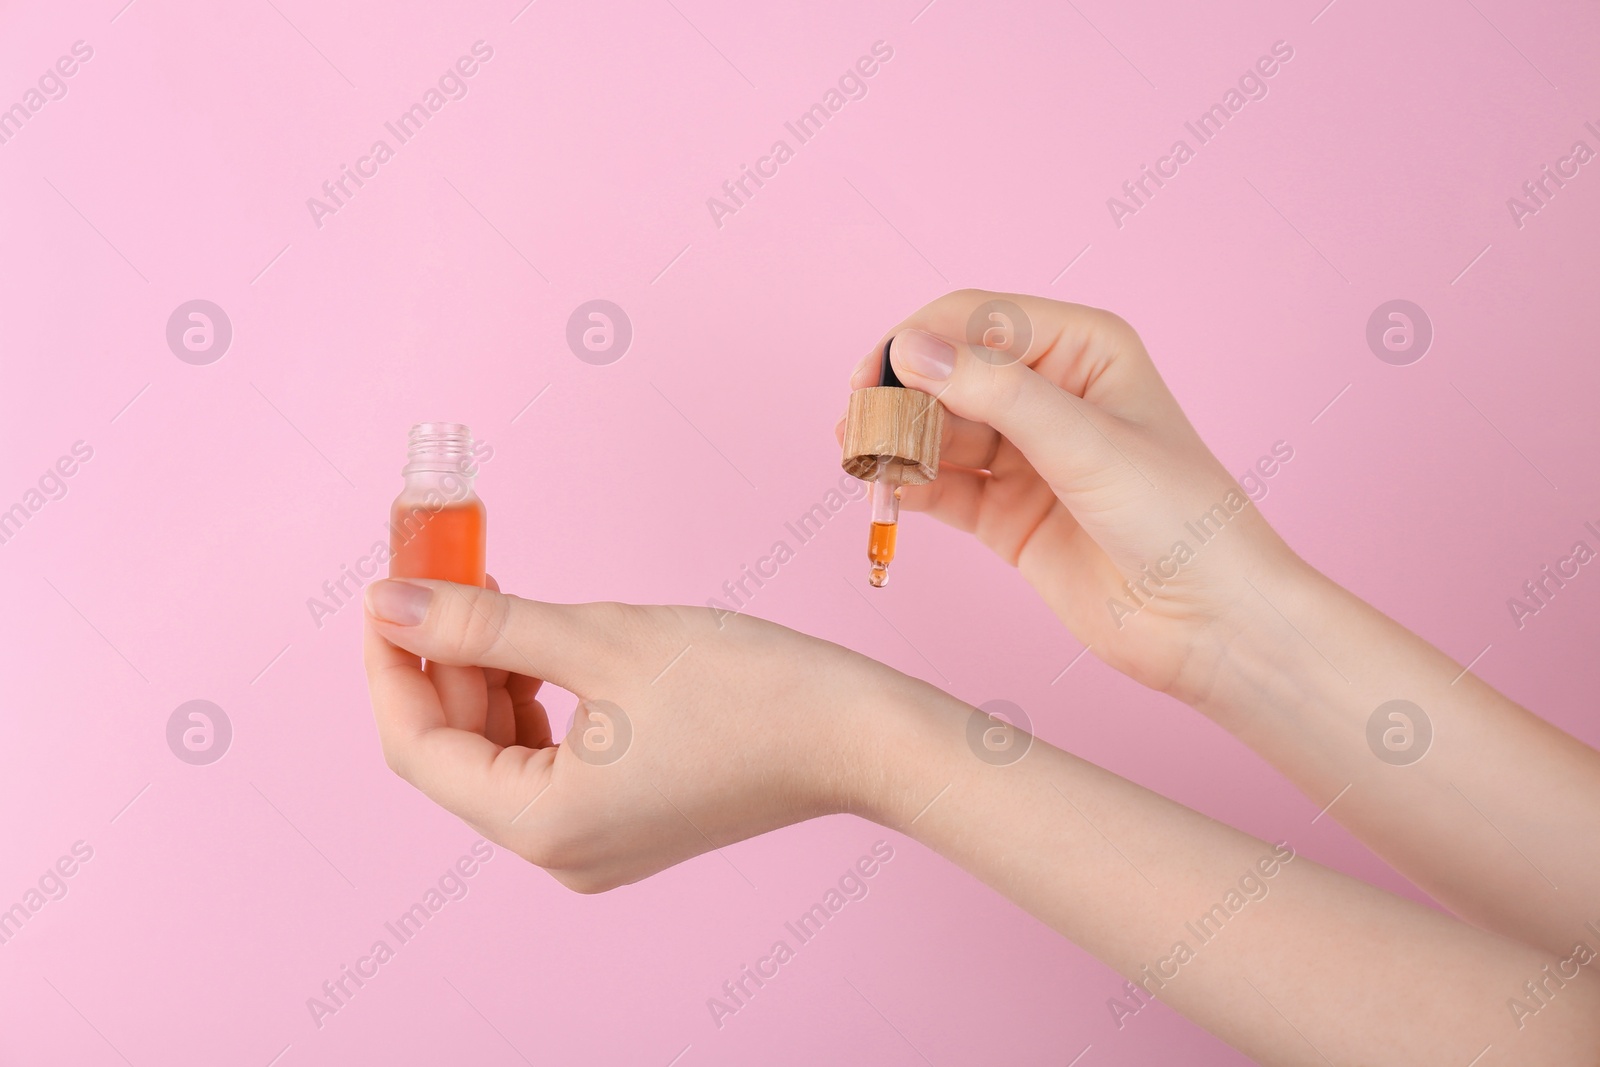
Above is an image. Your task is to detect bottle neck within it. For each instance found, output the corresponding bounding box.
[399,468,477,496]
[399,422,479,501]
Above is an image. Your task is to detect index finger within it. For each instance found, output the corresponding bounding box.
[851,288,1169,418]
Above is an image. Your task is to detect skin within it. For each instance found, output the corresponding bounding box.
[363,290,1600,1064]
[846,290,1600,953]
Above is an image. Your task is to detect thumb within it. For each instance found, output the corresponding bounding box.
[887,329,1149,497]
[364,578,595,692]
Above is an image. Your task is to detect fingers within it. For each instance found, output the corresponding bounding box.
[887,327,1143,500]
[480,575,511,691]
[899,460,1080,568]
[362,614,430,745]
[484,677,517,748]
[363,617,551,826]
[509,673,553,749]
[860,289,1170,415]
[425,661,488,733]
[896,468,986,532]
[479,576,521,744]
[364,578,600,692]
[842,290,1182,500]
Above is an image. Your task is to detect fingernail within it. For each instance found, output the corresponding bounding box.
[834,414,847,438]
[366,579,431,626]
[891,330,956,381]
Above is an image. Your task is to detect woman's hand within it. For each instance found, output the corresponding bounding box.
[845,289,1302,705]
[361,578,913,892]
[850,291,1600,959]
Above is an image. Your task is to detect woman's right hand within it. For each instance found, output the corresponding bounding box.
[843,289,1304,706]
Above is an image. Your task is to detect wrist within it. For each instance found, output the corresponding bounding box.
[840,671,968,830]
[1185,557,1354,735]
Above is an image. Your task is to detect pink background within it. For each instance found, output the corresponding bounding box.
[3,0,1599,1063]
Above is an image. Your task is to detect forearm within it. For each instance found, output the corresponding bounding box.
[1194,560,1600,953]
[859,680,1600,1066]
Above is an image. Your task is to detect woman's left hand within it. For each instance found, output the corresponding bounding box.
[362,578,922,891]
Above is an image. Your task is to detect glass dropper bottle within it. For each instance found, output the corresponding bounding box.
[388,422,487,587]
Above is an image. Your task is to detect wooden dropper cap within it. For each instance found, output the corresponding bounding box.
[840,339,944,484]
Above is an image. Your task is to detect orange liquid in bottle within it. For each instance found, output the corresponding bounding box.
[389,501,486,586]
